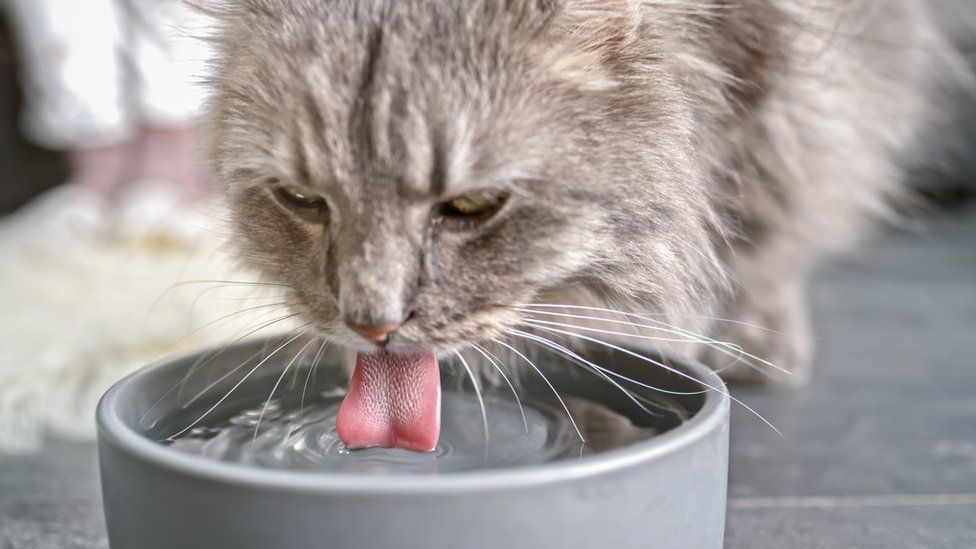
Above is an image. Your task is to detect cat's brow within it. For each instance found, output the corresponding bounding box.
[397,179,442,201]
[428,141,447,197]
[290,124,311,185]
[395,137,448,199]
[398,178,495,201]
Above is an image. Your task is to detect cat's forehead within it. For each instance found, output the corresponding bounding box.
[237,61,560,199]
[285,101,534,201]
[217,0,604,197]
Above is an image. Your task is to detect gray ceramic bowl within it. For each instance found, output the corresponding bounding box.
[97,338,730,549]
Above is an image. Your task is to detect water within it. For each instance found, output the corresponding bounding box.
[164,388,662,474]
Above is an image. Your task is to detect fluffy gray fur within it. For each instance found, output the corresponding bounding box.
[203,0,965,384]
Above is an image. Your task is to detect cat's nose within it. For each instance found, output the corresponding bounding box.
[346,322,400,345]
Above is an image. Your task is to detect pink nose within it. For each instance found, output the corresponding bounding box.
[346,322,399,344]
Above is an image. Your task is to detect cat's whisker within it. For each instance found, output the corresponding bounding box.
[528,303,811,339]
[516,305,729,344]
[177,301,291,344]
[521,323,782,436]
[454,350,490,454]
[187,284,288,323]
[508,329,702,398]
[139,338,272,429]
[710,342,752,375]
[517,308,769,375]
[505,330,666,416]
[517,302,810,339]
[139,313,302,429]
[198,294,295,303]
[253,336,319,439]
[491,339,585,443]
[522,317,710,345]
[146,279,296,323]
[286,361,302,391]
[470,343,528,434]
[175,312,302,403]
[181,315,278,393]
[182,323,311,410]
[166,325,312,441]
[299,339,330,417]
[516,306,765,371]
[511,331,660,409]
[514,304,790,377]
[519,316,773,379]
[164,279,296,291]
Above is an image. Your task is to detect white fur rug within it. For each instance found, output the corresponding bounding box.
[0,184,290,453]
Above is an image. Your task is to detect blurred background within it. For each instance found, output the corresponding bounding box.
[1,0,212,212]
[0,0,273,456]
[0,1,974,548]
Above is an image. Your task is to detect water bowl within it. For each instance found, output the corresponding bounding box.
[97,337,730,549]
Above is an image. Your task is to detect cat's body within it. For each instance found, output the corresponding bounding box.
[205,0,963,386]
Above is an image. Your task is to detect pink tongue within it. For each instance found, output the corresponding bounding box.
[336,351,441,452]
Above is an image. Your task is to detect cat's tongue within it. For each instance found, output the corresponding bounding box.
[336,351,441,452]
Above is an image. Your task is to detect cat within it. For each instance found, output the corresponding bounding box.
[201,0,965,392]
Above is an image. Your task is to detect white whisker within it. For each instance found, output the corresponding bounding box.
[454,350,490,453]
[521,324,782,436]
[299,339,330,416]
[491,339,585,443]
[520,316,771,379]
[253,336,319,439]
[139,314,301,429]
[182,323,308,408]
[180,301,290,343]
[509,328,702,397]
[166,326,312,440]
[175,312,302,402]
[470,343,528,434]
[515,305,789,377]
[146,279,294,322]
[522,317,708,345]
[506,330,667,415]
[187,285,286,321]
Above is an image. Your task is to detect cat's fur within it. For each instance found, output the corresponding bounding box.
[203,0,964,383]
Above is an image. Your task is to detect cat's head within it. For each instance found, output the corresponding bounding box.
[207,0,720,354]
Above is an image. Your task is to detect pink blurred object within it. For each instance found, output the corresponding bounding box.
[136,125,206,199]
[67,124,205,205]
[67,141,135,201]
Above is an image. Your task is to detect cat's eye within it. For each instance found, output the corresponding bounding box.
[438,190,509,224]
[272,184,329,222]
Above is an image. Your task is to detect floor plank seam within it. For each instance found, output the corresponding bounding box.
[728,493,976,509]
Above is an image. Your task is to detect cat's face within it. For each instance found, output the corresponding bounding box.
[209,0,718,354]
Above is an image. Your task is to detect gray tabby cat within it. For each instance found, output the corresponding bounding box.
[203,0,963,387]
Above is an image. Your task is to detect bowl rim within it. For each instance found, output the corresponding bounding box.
[97,340,730,495]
